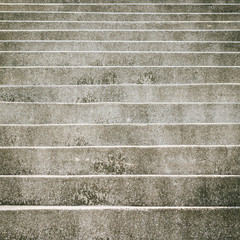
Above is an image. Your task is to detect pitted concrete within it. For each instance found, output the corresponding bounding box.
[0,0,239,239]
[1,67,239,85]
[1,41,240,51]
[0,207,239,240]
[1,30,240,41]
[1,21,240,30]
[0,176,239,206]
[0,124,239,146]
[1,102,239,124]
[1,146,239,175]
[1,12,239,21]
[0,85,239,103]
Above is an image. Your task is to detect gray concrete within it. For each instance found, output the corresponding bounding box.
[0,85,239,103]
[0,207,239,240]
[0,124,239,146]
[1,41,240,51]
[1,4,240,12]
[1,30,240,41]
[1,12,239,21]
[1,21,240,30]
[0,176,239,206]
[1,146,239,175]
[1,102,239,124]
[2,0,240,2]
[0,1,239,239]
[1,67,239,85]
[1,52,239,66]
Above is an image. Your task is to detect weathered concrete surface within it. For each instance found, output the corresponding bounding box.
[0,85,239,103]
[2,0,240,3]
[2,41,240,52]
[0,124,239,146]
[1,12,239,21]
[1,21,240,30]
[1,30,240,41]
[0,207,239,240]
[1,102,239,124]
[1,67,239,85]
[0,176,239,206]
[1,4,240,12]
[1,52,239,66]
[1,146,239,175]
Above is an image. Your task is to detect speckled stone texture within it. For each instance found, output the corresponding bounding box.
[0,207,240,240]
[0,146,239,175]
[0,0,239,239]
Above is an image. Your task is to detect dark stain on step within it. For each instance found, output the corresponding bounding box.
[137,71,157,84]
[70,183,109,205]
[66,137,89,147]
[94,152,133,175]
[0,93,33,102]
[101,71,117,84]
[76,71,117,85]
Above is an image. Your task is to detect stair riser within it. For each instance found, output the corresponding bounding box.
[1,103,239,124]
[1,208,239,240]
[1,146,239,175]
[2,22,240,30]
[1,12,239,21]
[1,42,240,52]
[0,125,239,146]
[1,31,239,41]
[1,5,240,12]
[1,67,239,85]
[1,52,240,66]
[1,85,239,103]
[0,176,239,206]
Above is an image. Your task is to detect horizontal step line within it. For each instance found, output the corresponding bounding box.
[0,11,240,15]
[0,66,240,69]
[1,66,240,69]
[1,40,239,43]
[1,175,239,178]
[2,3,240,6]
[1,20,240,23]
[1,11,240,14]
[2,102,239,105]
[1,83,239,87]
[0,145,239,149]
[1,29,240,32]
[0,123,239,126]
[1,51,240,53]
[1,206,240,211]
[2,29,240,32]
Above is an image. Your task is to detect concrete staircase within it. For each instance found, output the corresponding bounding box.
[0,0,239,239]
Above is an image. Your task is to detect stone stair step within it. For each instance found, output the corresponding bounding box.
[1,41,240,51]
[1,102,239,124]
[1,21,240,30]
[0,124,239,146]
[1,4,240,12]
[0,206,239,240]
[1,52,240,66]
[0,146,239,175]
[1,12,239,21]
[0,175,239,206]
[1,66,239,85]
[0,85,239,103]
[1,30,239,41]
